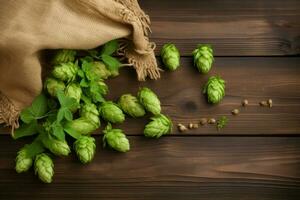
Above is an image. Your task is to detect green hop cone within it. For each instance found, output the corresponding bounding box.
[161,43,180,71]
[65,83,82,104]
[87,62,111,80]
[65,118,99,135]
[52,62,79,82]
[103,123,130,152]
[74,136,96,164]
[15,147,33,173]
[192,44,214,74]
[44,77,65,97]
[118,94,145,118]
[34,153,54,183]
[42,135,70,156]
[144,114,173,138]
[99,101,125,124]
[80,103,100,127]
[87,80,108,103]
[52,49,77,65]
[203,76,225,104]
[138,87,161,115]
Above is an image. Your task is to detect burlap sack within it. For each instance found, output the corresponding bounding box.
[0,0,160,131]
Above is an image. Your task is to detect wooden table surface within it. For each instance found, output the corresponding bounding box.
[1,0,300,199]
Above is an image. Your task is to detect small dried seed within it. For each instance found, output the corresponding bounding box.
[268,99,273,108]
[199,118,208,125]
[193,123,199,129]
[188,123,194,129]
[208,118,216,124]
[242,99,249,106]
[260,101,268,107]
[177,124,188,132]
[232,109,239,115]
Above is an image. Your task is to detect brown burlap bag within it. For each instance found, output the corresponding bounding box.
[0,0,160,131]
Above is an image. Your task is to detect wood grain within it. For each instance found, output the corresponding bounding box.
[139,0,300,56]
[1,135,300,200]
[1,57,299,135]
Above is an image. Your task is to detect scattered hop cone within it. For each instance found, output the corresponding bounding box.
[34,153,54,183]
[138,87,161,115]
[52,49,77,65]
[80,103,100,127]
[52,62,78,82]
[42,136,70,156]
[65,83,82,104]
[99,101,125,124]
[192,44,214,74]
[74,136,96,164]
[15,146,33,173]
[161,43,180,71]
[144,114,172,138]
[203,76,225,104]
[103,123,130,152]
[118,94,146,118]
[65,118,100,135]
[86,62,111,80]
[45,78,65,97]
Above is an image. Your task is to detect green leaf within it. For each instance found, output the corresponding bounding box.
[30,93,48,117]
[64,109,73,121]
[57,108,66,122]
[64,126,81,140]
[101,54,121,71]
[77,69,85,78]
[20,108,35,124]
[52,123,65,141]
[25,138,45,158]
[80,56,94,63]
[101,40,119,56]
[13,121,38,139]
[80,79,89,87]
[57,90,78,110]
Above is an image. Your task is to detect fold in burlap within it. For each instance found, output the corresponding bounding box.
[0,0,160,130]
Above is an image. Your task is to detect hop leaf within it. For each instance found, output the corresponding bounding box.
[86,80,108,103]
[65,83,82,104]
[99,101,125,124]
[103,123,130,152]
[144,114,172,138]
[52,49,77,65]
[42,135,70,156]
[138,87,161,115]
[34,153,54,183]
[80,103,100,127]
[203,76,225,104]
[74,136,96,164]
[15,148,33,173]
[44,78,66,97]
[161,43,180,71]
[118,94,145,118]
[52,62,79,82]
[193,44,214,74]
[64,118,100,135]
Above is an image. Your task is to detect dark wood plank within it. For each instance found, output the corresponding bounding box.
[1,135,300,199]
[1,57,300,135]
[139,0,300,56]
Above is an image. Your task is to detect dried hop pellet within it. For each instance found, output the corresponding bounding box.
[161,43,180,71]
[192,44,214,74]
[138,87,161,115]
[118,94,146,118]
[144,114,173,138]
[103,123,130,152]
[203,76,226,104]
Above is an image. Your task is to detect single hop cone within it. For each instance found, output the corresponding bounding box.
[192,44,214,74]
[65,118,100,135]
[80,103,100,127]
[52,49,77,65]
[52,62,79,82]
[34,153,54,183]
[86,62,111,80]
[103,123,130,152]
[42,136,70,156]
[15,147,33,173]
[99,101,125,124]
[161,43,180,71]
[65,83,82,104]
[144,114,173,138]
[44,77,66,97]
[74,136,96,164]
[137,87,161,115]
[87,80,108,103]
[118,94,146,118]
[203,76,226,104]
